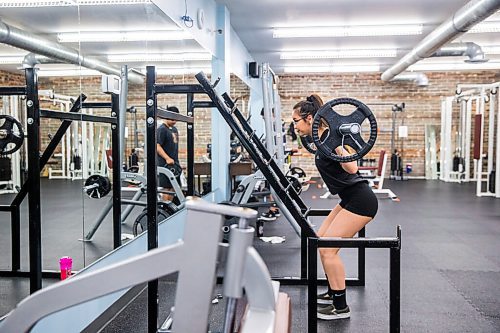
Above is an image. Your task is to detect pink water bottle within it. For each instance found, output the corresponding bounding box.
[59,256,73,280]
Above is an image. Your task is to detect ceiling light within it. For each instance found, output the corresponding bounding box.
[273,24,423,38]
[468,21,500,33]
[0,0,151,7]
[408,61,500,71]
[283,65,380,73]
[108,53,211,62]
[280,49,397,60]
[155,67,212,75]
[0,55,26,64]
[482,45,500,54]
[57,30,191,43]
[37,68,102,77]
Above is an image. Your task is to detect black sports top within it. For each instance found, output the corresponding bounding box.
[314,130,366,195]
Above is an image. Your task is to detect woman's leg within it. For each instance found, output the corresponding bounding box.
[321,209,372,290]
[317,204,343,237]
[317,204,343,287]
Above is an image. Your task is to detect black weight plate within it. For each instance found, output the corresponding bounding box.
[311,98,377,163]
[133,208,170,236]
[300,135,317,154]
[84,175,111,199]
[0,115,24,155]
[286,167,306,179]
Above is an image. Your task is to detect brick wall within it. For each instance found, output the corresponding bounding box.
[1,69,498,178]
[279,71,499,178]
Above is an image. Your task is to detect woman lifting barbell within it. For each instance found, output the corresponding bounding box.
[293,94,378,320]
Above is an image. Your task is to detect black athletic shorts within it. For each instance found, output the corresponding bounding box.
[338,181,378,218]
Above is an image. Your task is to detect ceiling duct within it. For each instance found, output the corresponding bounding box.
[390,72,429,86]
[22,53,62,67]
[431,42,488,62]
[0,19,144,84]
[381,0,500,82]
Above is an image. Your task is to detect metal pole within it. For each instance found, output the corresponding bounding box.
[11,205,20,270]
[358,227,366,285]
[187,93,194,196]
[25,68,42,293]
[111,93,121,249]
[120,66,128,171]
[307,237,318,333]
[389,227,401,333]
[146,66,158,333]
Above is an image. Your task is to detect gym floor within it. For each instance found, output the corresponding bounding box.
[1,178,499,332]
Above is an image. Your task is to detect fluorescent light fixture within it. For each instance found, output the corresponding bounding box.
[37,69,102,77]
[0,55,26,64]
[57,30,191,43]
[0,0,151,7]
[273,24,423,38]
[108,53,211,62]
[283,65,380,73]
[155,67,212,75]
[468,21,500,33]
[409,61,500,71]
[281,49,397,60]
[482,45,500,54]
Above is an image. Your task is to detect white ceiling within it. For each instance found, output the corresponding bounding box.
[0,0,499,77]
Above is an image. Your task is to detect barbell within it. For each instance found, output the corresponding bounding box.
[83,175,111,199]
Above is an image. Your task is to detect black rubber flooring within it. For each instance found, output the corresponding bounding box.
[1,179,500,332]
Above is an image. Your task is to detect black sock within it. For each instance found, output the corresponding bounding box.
[332,289,347,309]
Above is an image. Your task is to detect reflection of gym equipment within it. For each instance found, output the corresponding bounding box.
[0,69,123,293]
[0,114,24,155]
[83,174,111,199]
[0,199,292,333]
[82,167,185,241]
[0,96,25,194]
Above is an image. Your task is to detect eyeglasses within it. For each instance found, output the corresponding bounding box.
[292,117,305,125]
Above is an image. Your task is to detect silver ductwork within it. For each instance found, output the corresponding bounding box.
[431,42,488,62]
[22,53,63,67]
[381,0,500,82]
[0,19,144,84]
[390,72,429,87]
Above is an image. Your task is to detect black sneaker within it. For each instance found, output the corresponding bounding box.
[317,291,333,305]
[259,211,277,221]
[273,209,281,217]
[317,305,350,320]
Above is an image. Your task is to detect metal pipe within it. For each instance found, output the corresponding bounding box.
[120,65,128,171]
[390,72,429,87]
[431,42,488,63]
[0,20,143,84]
[381,0,500,82]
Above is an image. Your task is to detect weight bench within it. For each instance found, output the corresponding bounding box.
[360,150,398,201]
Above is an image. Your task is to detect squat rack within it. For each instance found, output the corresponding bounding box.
[0,68,122,293]
[143,66,401,332]
[144,66,206,333]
